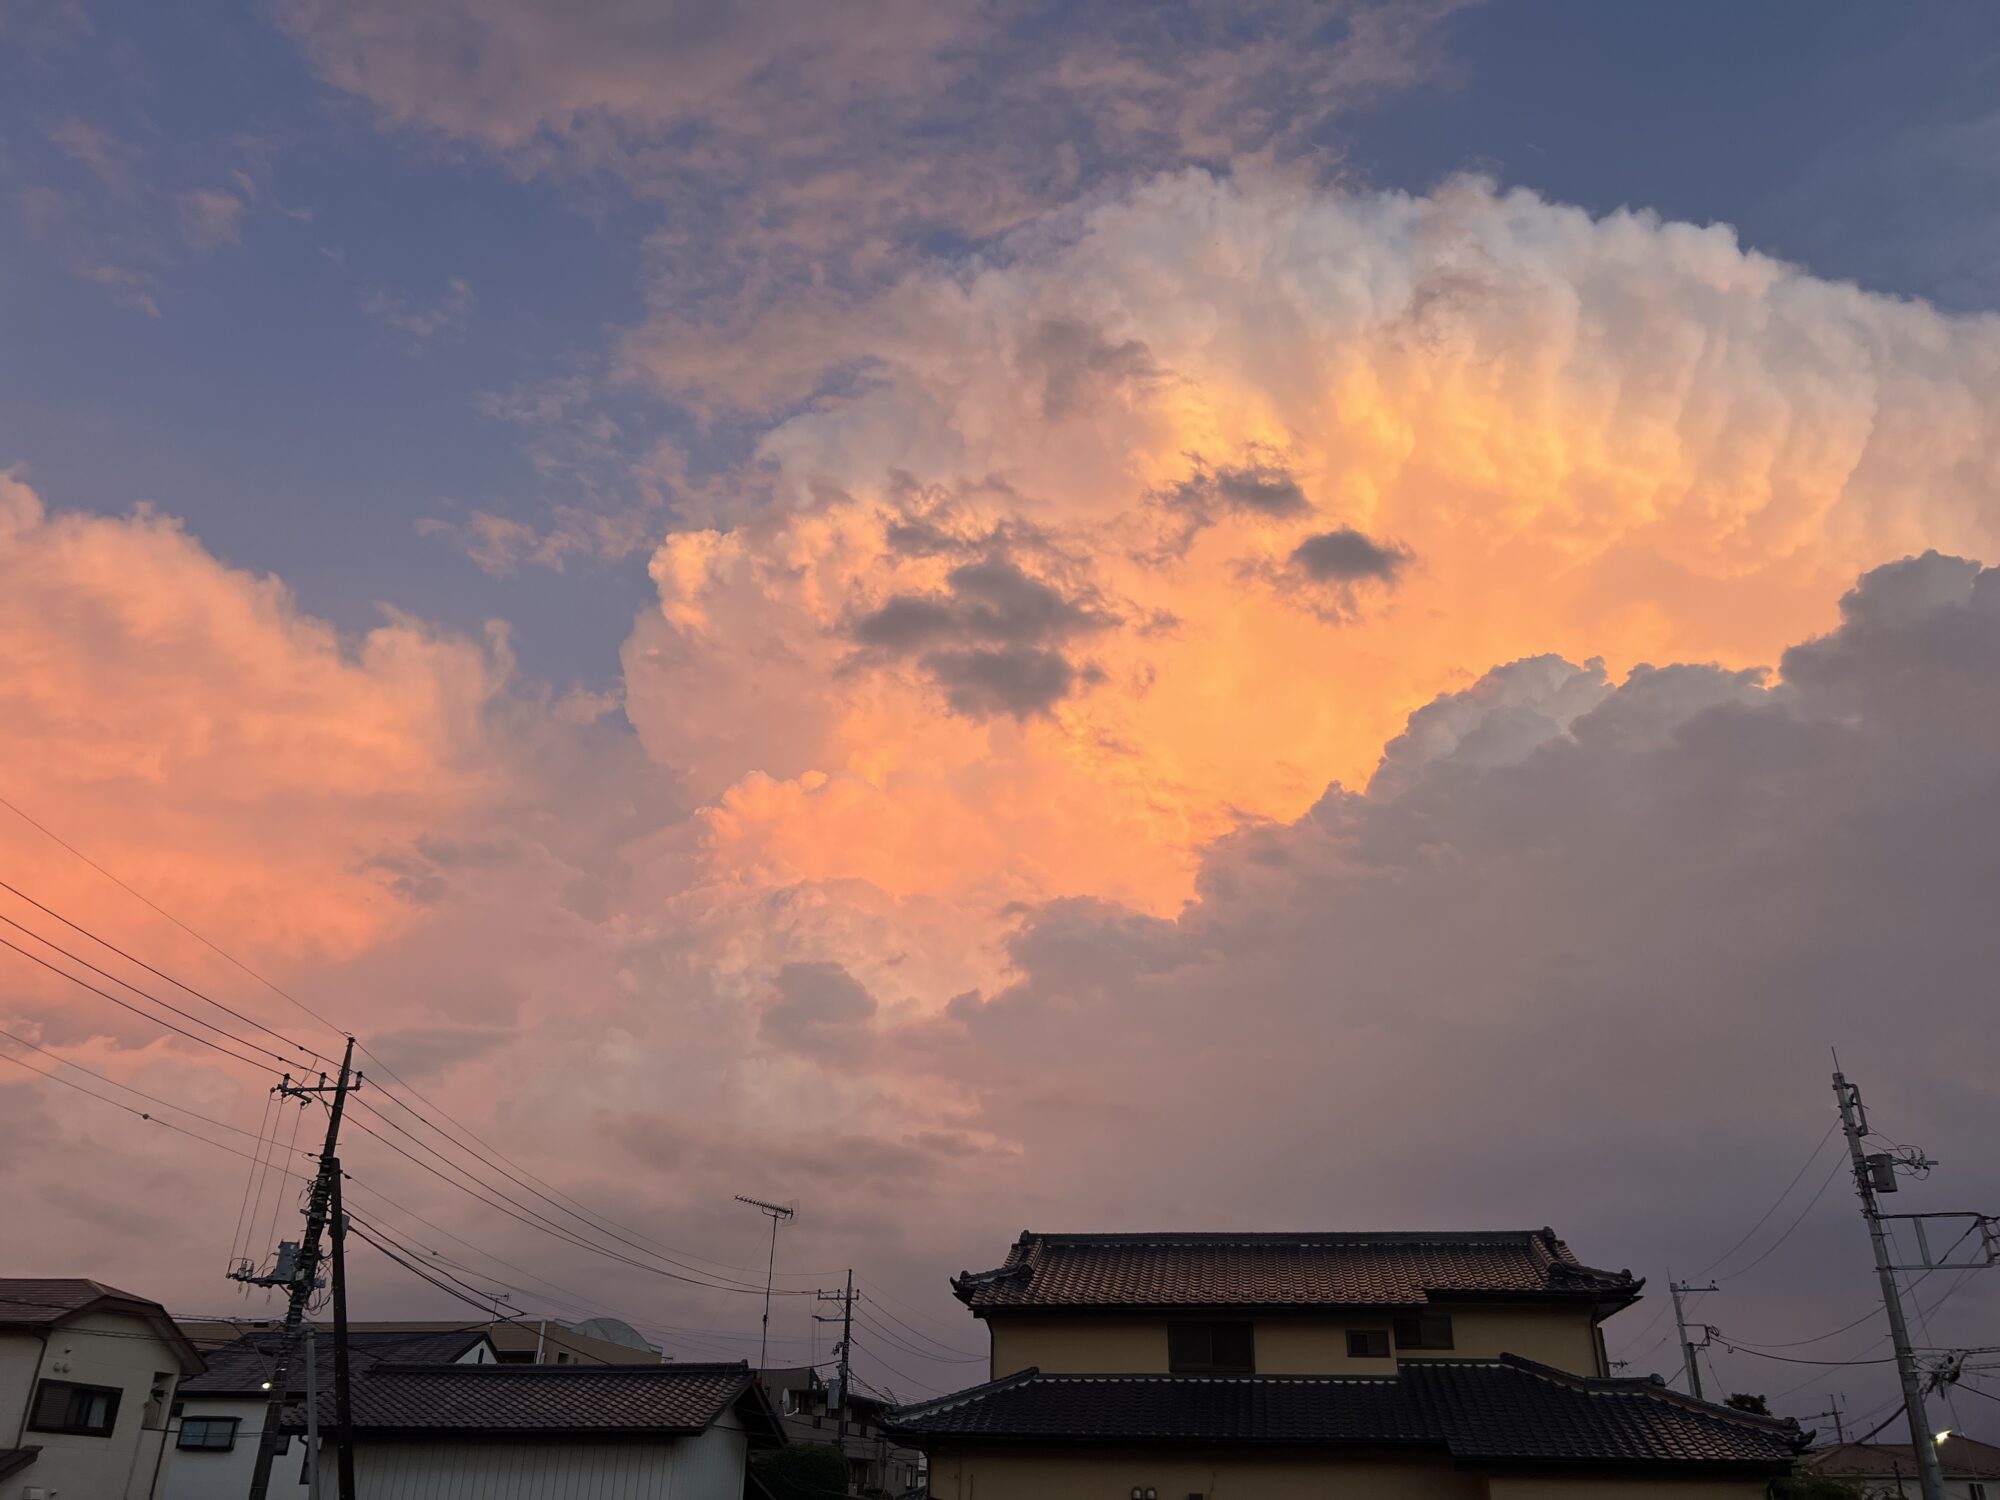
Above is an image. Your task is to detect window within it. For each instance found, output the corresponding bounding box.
[29,1379,122,1437]
[1167,1321,1254,1374]
[1392,1314,1455,1350]
[177,1416,240,1452]
[1346,1330,1390,1359]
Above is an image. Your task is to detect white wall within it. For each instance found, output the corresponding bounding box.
[0,1313,187,1500]
[348,1425,746,1500]
[157,1395,310,1500]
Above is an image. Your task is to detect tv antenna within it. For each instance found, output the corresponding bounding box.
[735,1194,797,1371]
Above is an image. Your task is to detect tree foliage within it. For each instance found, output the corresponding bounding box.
[1726,1391,1771,1415]
[751,1442,851,1500]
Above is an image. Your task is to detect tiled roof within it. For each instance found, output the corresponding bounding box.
[953,1230,1638,1311]
[0,1278,161,1325]
[0,1278,203,1371]
[298,1362,757,1436]
[887,1358,1804,1471]
[180,1328,493,1397]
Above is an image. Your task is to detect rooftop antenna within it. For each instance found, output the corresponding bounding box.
[735,1194,797,1372]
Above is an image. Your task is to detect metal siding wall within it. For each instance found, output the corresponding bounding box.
[354,1440,704,1500]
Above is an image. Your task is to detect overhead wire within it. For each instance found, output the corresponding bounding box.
[0,932,287,1071]
[1699,1123,1840,1281]
[0,878,323,1064]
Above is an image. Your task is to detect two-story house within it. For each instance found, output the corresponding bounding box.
[764,1365,927,1495]
[886,1228,1806,1499]
[0,1277,205,1500]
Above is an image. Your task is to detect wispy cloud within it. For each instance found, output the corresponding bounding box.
[360,275,475,344]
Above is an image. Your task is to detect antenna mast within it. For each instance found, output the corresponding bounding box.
[735,1193,797,1372]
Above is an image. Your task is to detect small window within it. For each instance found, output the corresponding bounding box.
[1392,1314,1455,1350]
[29,1379,122,1437]
[178,1416,240,1451]
[1346,1330,1390,1359]
[1167,1321,1255,1374]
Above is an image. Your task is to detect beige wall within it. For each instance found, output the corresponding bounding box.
[1485,1476,1773,1499]
[988,1301,1604,1379]
[1,1312,186,1500]
[926,1446,1483,1500]
[990,1318,1169,1377]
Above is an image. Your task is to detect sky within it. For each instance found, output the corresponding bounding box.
[3,0,2000,1435]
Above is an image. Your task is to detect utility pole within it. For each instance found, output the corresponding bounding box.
[302,1323,322,1500]
[1834,1067,1945,1500]
[733,1194,796,1372]
[815,1273,858,1446]
[1806,1394,1847,1445]
[329,1162,356,1500]
[1668,1277,1717,1400]
[236,1039,360,1500]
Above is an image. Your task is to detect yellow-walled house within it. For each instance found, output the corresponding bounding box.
[886,1229,1805,1500]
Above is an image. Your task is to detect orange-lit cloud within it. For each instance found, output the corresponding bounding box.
[625,173,2000,917]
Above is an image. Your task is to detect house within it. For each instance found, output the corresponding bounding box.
[176,1315,662,1367]
[763,1365,926,1495]
[284,1359,783,1498]
[1806,1433,2000,1498]
[885,1228,1807,1499]
[159,1325,498,1500]
[0,1277,205,1500]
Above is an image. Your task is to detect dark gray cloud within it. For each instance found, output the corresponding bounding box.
[1169,459,1312,520]
[849,553,1115,717]
[1291,526,1410,583]
[1020,317,1158,421]
[891,553,2000,1423]
[760,959,877,1054]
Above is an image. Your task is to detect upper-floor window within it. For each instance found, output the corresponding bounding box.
[177,1416,240,1452]
[1393,1314,1454,1350]
[28,1379,122,1437]
[1167,1321,1254,1374]
[1346,1330,1390,1359]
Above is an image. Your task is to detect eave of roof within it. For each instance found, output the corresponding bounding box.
[886,1356,1804,1472]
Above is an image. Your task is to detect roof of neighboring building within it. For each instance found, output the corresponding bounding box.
[0,1278,204,1372]
[886,1356,1805,1472]
[176,1316,659,1366]
[1808,1434,2000,1479]
[0,1449,39,1482]
[179,1328,496,1398]
[285,1361,783,1442]
[952,1229,1639,1314]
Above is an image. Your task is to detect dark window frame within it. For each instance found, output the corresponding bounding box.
[28,1379,123,1438]
[1346,1329,1390,1359]
[1167,1320,1256,1374]
[177,1415,241,1452]
[1392,1313,1455,1350]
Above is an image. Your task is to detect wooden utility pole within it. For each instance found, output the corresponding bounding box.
[329,1161,356,1500]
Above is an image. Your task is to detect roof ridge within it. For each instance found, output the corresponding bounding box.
[1016,1229,1558,1244]
[368,1362,741,1376]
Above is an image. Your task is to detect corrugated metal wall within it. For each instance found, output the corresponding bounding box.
[351,1424,748,1500]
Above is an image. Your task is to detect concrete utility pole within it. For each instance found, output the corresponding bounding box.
[1833,1068,1946,1500]
[328,1162,356,1500]
[302,1323,322,1500]
[237,1038,360,1500]
[1668,1277,1717,1400]
[816,1273,858,1445]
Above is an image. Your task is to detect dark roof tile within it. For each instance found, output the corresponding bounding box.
[180,1328,493,1397]
[887,1358,1802,1471]
[310,1362,755,1436]
[953,1230,1637,1311]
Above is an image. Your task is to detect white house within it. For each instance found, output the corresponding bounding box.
[160,1326,497,1500]
[1807,1435,2000,1499]
[290,1359,781,1499]
[0,1277,205,1500]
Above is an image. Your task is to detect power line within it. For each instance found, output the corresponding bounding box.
[0,789,344,1040]
[0,878,322,1063]
[1699,1123,1840,1281]
[0,931,286,1071]
[1713,1155,1848,1283]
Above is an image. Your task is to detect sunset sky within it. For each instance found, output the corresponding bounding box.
[4,0,1999,1431]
